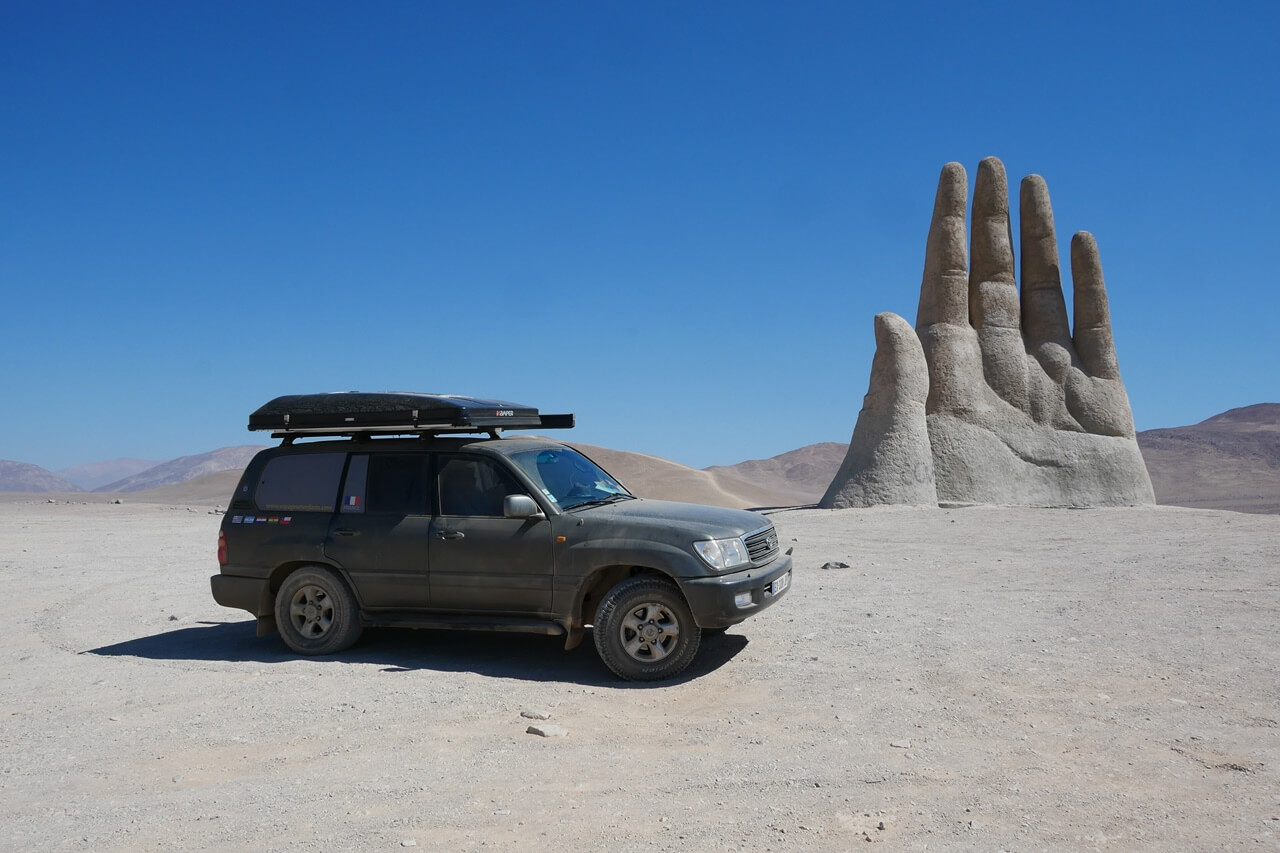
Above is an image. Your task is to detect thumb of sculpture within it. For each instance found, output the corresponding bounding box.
[820,312,937,508]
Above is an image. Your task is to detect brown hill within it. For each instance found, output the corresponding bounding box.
[1137,403,1280,514]
[127,469,245,506]
[705,442,847,506]
[1190,403,1280,432]
[567,443,801,508]
[96,446,267,493]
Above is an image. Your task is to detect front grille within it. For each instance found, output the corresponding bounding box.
[745,525,779,564]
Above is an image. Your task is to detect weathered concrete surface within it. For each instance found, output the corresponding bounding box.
[821,313,936,508]
[823,158,1155,508]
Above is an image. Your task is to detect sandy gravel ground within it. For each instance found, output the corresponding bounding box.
[1,500,1278,851]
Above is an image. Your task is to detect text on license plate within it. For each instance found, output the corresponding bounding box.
[769,572,791,596]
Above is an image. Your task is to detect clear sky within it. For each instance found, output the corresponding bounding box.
[3,1,1277,472]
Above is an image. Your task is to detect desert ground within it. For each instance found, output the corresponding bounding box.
[2,495,1278,851]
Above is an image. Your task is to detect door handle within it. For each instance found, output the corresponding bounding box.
[334,528,361,537]
[439,530,465,540]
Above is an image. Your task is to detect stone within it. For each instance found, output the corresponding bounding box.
[520,709,551,720]
[526,724,568,737]
[820,561,850,570]
[823,157,1155,508]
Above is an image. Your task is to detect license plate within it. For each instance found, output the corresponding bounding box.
[770,572,790,596]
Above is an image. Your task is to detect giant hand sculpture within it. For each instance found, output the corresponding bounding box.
[822,158,1155,508]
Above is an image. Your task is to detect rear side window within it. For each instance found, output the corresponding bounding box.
[341,453,431,515]
[255,453,345,512]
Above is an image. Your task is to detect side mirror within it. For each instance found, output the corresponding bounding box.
[504,494,546,520]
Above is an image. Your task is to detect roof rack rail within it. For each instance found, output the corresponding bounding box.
[248,392,574,438]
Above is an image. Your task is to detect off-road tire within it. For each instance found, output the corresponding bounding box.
[593,576,701,681]
[275,566,364,655]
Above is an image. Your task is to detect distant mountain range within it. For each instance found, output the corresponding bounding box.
[57,458,159,490]
[631,406,1280,514]
[0,446,266,495]
[92,446,265,492]
[3,405,1278,514]
[0,461,83,493]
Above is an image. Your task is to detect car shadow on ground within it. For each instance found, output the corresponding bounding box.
[84,621,750,687]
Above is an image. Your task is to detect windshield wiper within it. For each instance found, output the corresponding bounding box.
[569,493,635,509]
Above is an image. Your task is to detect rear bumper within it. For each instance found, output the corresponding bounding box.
[211,573,271,617]
[678,554,793,629]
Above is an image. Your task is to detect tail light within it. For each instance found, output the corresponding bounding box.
[217,530,228,566]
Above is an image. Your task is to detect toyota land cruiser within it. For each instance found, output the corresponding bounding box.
[211,392,792,680]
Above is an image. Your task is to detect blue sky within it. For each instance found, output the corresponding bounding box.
[3,1,1277,472]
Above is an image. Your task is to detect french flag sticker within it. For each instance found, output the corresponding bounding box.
[345,496,361,508]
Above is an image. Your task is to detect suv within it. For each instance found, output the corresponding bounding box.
[211,392,792,680]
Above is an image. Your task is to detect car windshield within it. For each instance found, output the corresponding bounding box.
[506,446,632,510]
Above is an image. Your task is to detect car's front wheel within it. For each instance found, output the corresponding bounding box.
[593,576,701,681]
[275,566,363,655]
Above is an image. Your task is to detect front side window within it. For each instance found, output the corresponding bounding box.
[437,456,528,517]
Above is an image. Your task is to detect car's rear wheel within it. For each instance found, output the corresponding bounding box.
[275,566,363,655]
[593,576,700,681]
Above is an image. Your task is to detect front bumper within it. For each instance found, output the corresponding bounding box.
[678,553,793,629]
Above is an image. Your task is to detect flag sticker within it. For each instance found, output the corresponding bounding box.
[344,496,361,508]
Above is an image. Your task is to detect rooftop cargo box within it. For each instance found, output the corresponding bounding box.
[248,392,574,436]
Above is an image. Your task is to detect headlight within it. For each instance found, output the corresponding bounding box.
[694,536,750,571]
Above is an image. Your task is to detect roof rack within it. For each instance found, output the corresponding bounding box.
[248,392,575,439]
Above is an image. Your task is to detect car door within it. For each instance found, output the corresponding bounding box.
[324,452,433,609]
[428,453,555,614]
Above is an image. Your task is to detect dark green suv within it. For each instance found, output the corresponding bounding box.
[211,392,792,680]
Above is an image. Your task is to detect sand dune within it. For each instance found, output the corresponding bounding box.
[568,442,802,509]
